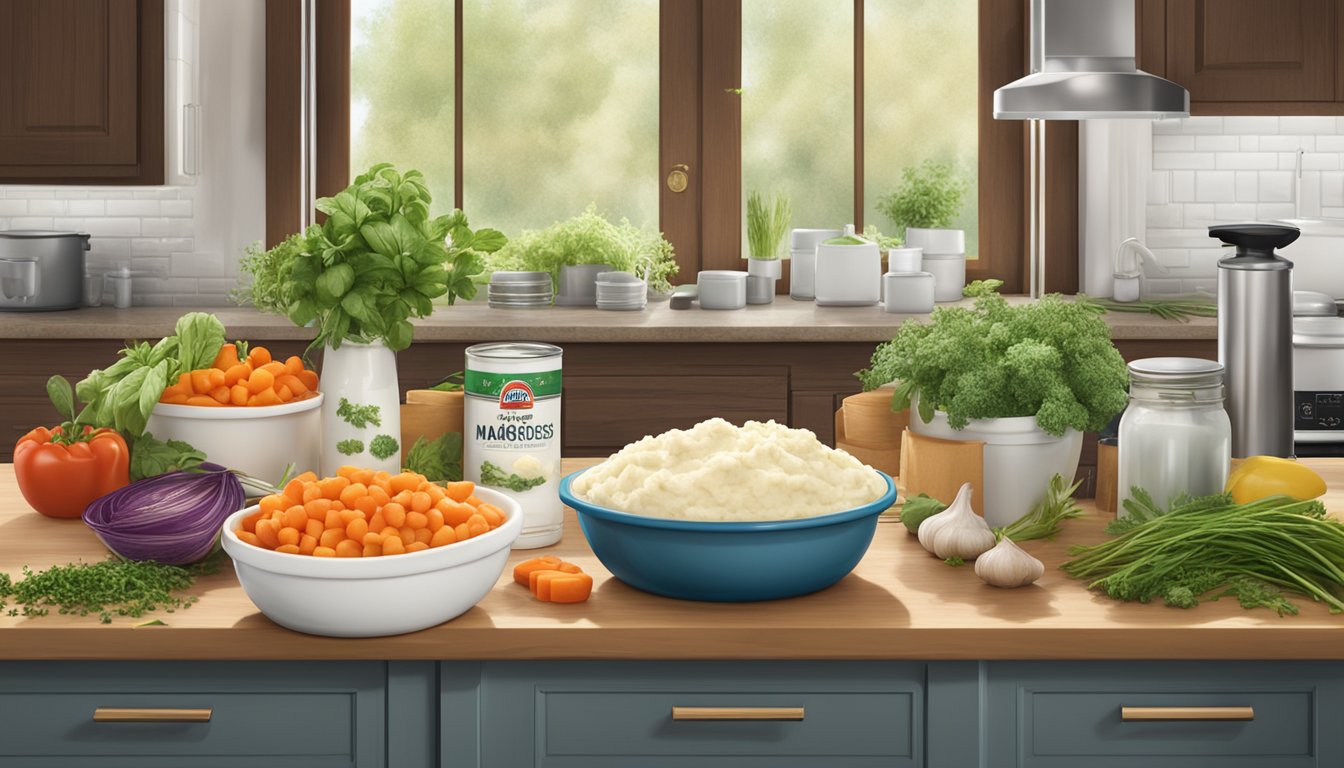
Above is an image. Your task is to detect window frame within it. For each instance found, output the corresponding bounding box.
[266,0,1079,294]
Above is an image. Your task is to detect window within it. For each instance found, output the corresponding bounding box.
[271,0,1072,293]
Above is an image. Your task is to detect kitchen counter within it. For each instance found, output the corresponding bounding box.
[0,458,1339,662]
[0,300,1216,343]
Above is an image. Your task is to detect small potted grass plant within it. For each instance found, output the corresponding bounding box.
[746,190,792,303]
[878,161,970,300]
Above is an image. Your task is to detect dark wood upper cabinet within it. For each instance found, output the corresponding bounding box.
[1140,0,1344,114]
[0,0,163,184]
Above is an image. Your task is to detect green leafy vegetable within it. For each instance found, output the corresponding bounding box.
[336,439,365,456]
[369,434,400,461]
[128,432,206,483]
[861,224,902,249]
[856,285,1129,437]
[404,432,464,481]
[1077,295,1217,322]
[336,397,381,429]
[0,556,222,624]
[876,160,970,238]
[429,371,464,392]
[264,163,505,352]
[232,235,306,314]
[943,557,965,567]
[480,460,546,493]
[1062,493,1344,615]
[899,494,947,534]
[74,312,225,437]
[996,474,1084,542]
[746,190,792,260]
[483,204,678,293]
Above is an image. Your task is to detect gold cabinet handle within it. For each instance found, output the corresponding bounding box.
[1121,706,1254,722]
[671,706,804,721]
[93,708,213,723]
[666,163,690,193]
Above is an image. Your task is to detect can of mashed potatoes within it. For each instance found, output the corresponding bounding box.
[464,342,563,549]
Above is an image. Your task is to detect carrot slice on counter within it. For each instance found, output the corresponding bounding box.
[514,556,564,585]
[545,573,594,603]
[528,569,571,600]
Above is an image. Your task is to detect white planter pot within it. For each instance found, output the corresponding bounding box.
[747,257,783,280]
[909,402,1082,528]
[320,340,403,476]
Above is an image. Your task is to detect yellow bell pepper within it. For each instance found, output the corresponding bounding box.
[1224,456,1327,505]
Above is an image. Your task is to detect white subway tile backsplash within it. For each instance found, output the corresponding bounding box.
[1183,203,1216,227]
[1196,171,1237,202]
[86,218,143,237]
[1224,116,1279,134]
[1172,171,1196,202]
[28,199,66,216]
[1154,152,1217,170]
[1152,119,1184,135]
[1239,136,1259,152]
[1182,117,1226,134]
[1196,135,1239,152]
[160,199,192,217]
[67,200,105,217]
[1235,171,1259,202]
[1154,135,1196,151]
[0,200,27,216]
[1260,135,1309,152]
[1303,153,1341,171]
[140,218,191,237]
[1148,171,1170,204]
[7,187,55,199]
[1216,152,1279,170]
[8,217,54,229]
[1318,135,1344,153]
[1323,172,1344,208]
[1259,171,1294,202]
[1151,249,1190,268]
[133,295,174,307]
[1146,204,1182,228]
[106,199,161,217]
[171,251,224,277]
[1281,116,1337,134]
[1256,202,1296,219]
[1214,203,1257,221]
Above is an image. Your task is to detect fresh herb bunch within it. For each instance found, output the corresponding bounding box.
[746,190,792,260]
[1077,295,1217,322]
[280,163,506,352]
[480,460,545,493]
[369,434,400,461]
[483,204,678,293]
[856,286,1129,436]
[996,473,1083,541]
[0,556,220,624]
[1063,492,1344,615]
[898,494,946,533]
[75,312,225,437]
[876,160,969,237]
[404,432,463,482]
[336,397,382,429]
[862,224,903,249]
[232,235,305,314]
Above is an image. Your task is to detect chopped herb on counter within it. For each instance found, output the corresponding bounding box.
[369,434,400,460]
[336,438,365,456]
[996,474,1084,542]
[336,397,381,429]
[0,555,222,624]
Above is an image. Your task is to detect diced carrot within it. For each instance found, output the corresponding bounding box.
[346,518,369,541]
[429,525,456,547]
[246,368,275,395]
[413,527,432,545]
[338,482,367,507]
[283,478,306,505]
[406,541,429,553]
[318,476,349,501]
[354,496,378,516]
[275,543,301,555]
[190,369,214,394]
[323,508,343,530]
[282,505,308,529]
[368,485,391,507]
[440,501,473,528]
[255,519,279,549]
[209,385,231,404]
[161,393,189,405]
[454,522,471,542]
[212,343,240,370]
[304,498,332,519]
[248,388,282,406]
[392,490,413,507]
[362,543,383,557]
[283,355,304,377]
[352,469,375,486]
[277,374,306,395]
[298,534,318,555]
[236,530,260,546]
[223,363,252,387]
[276,526,300,547]
[242,508,267,530]
[390,473,423,494]
[260,361,286,378]
[293,471,318,484]
[302,485,323,503]
[443,481,475,503]
[426,508,445,531]
[313,546,336,558]
[528,569,570,600]
[466,495,483,507]
[336,465,359,479]
[397,527,415,545]
[298,369,319,391]
[514,556,564,586]
[318,528,344,550]
[382,502,407,528]
[248,345,272,367]
[229,384,249,406]
[406,510,429,530]
[185,395,222,407]
[276,385,294,403]
[545,573,594,603]
[304,518,324,540]
[381,535,405,555]
[334,539,362,558]
[207,368,226,389]
[477,503,505,527]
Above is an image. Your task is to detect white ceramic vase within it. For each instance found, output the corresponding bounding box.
[908,397,1082,528]
[747,257,783,280]
[320,339,402,476]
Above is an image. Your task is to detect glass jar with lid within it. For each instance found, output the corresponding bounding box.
[1117,357,1232,515]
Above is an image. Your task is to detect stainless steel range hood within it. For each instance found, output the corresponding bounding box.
[993,0,1189,120]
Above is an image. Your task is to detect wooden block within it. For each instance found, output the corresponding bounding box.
[400,389,464,463]
[841,388,908,447]
[899,428,985,511]
[1095,439,1118,515]
[835,409,901,476]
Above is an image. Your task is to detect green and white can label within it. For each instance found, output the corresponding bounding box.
[464,342,563,549]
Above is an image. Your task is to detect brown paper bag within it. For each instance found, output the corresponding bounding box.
[840,389,908,448]
[899,428,985,511]
[399,389,464,464]
[835,409,901,476]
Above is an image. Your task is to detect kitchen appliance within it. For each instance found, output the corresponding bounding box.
[1292,291,1344,456]
[992,0,1189,119]
[814,230,881,307]
[1211,223,1299,459]
[0,230,90,311]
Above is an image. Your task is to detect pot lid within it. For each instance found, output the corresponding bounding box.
[0,229,91,240]
[697,270,747,283]
[992,0,1189,120]
[1127,357,1224,387]
[1294,290,1337,317]
[1293,316,1344,345]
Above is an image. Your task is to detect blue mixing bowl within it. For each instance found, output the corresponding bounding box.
[558,469,897,602]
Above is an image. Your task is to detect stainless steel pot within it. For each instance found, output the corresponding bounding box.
[0,230,90,311]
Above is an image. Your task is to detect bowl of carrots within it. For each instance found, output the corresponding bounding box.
[221,468,522,637]
[146,343,322,483]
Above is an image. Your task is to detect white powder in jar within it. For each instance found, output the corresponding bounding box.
[570,418,886,521]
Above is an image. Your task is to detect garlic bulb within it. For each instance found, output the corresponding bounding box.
[974,536,1045,588]
[916,483,995,560]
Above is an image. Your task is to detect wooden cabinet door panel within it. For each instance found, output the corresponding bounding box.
[1166,0,1338,102]
[0,0,163,182]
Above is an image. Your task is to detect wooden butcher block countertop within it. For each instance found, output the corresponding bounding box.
[0,458,1338,661]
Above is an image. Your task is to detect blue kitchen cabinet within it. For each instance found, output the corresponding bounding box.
[984,662,1344,768]
[0,662,387,768]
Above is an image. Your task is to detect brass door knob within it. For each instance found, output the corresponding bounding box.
[666,164,690,193]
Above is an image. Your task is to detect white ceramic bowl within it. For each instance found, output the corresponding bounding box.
[220,486,523,637]
[146,394,323,484]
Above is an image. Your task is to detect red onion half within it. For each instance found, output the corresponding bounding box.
[83,463,245,565]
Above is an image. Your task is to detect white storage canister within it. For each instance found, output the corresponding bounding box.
[788,228,842,300]
[905,228,966,302]
[884,271,935,314]
[1117,358,1231,515]
[464,342,564,549]
[697,270,747,310]
[886,247,923,273]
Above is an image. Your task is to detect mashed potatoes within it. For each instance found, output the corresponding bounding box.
[571,418,886,522]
